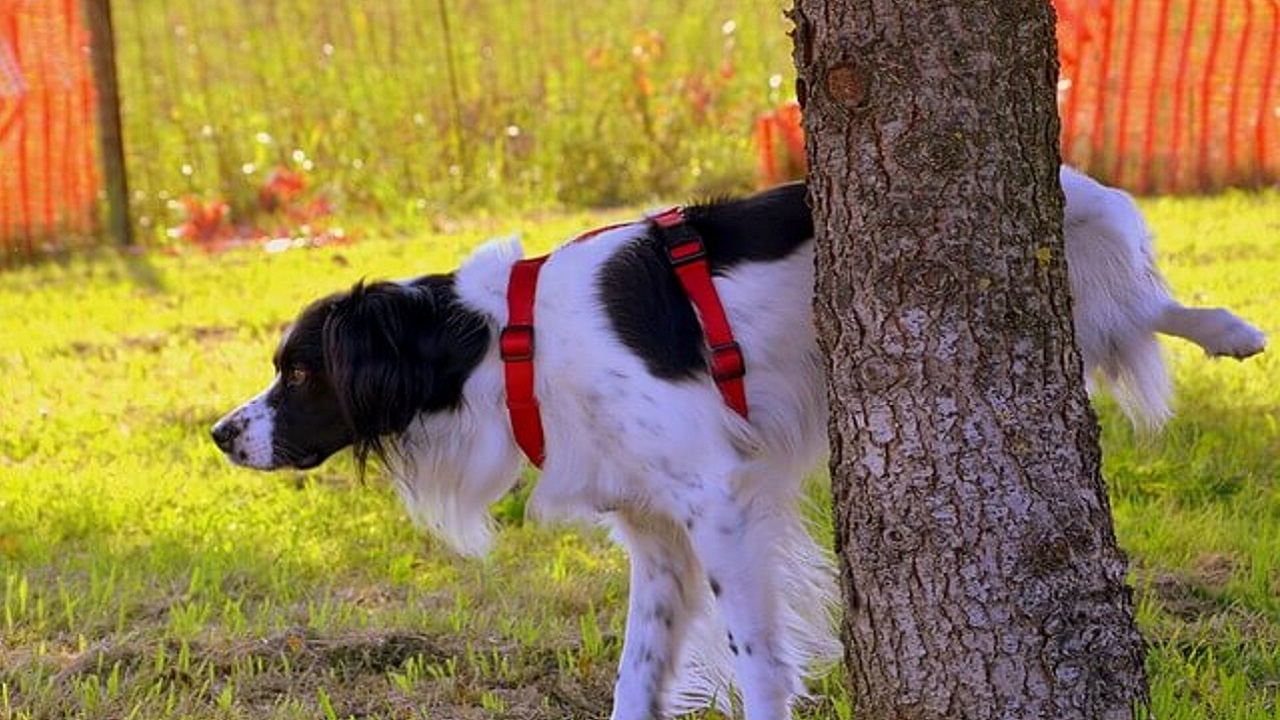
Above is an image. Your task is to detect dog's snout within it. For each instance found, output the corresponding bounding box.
[211,420,241,452]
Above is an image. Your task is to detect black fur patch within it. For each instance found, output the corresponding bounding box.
[269,274,489,469]
[597,241,706,381]
[683,182,812,273]
[268,304,352,469]
[597,182,811,381]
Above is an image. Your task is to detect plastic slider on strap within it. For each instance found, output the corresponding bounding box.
[653,210,706,268]
[709,341,746,382]
[665,234,707,267]
[499,324,535,362]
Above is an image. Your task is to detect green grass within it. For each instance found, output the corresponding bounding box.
[111,0,796,241]
[1,190,1278,718]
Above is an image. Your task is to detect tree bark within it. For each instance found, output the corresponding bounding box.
[791,1,1148,717]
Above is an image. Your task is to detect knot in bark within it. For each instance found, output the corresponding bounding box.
[857,356,903,391]
[825,62,870,110]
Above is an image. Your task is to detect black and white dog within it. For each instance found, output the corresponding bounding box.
[212,167,1264,719]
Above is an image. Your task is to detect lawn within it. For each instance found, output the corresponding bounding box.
[1,190,1277,719]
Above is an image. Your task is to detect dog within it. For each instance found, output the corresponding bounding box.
[212,167,1264,719]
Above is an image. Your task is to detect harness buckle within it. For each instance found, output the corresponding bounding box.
[499,324,535,362]
[709,341,746,382]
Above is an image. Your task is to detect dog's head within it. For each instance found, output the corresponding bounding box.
[211,276,490,472]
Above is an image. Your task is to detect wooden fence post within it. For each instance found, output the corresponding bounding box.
[83,0,132,247]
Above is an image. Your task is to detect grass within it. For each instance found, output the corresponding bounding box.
[109,0,796,242]
[1,189,1278,718]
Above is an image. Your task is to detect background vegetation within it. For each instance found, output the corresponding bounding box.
[111,0,795,242]
[1,190,1277,718]
[7,0,1278,257]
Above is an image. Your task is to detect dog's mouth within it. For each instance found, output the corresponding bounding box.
[223,450,322,472]
[220,449,279,471]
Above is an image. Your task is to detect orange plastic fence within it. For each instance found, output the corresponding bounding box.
[757,0,1280,193]
[1057,0,1279,193]
[0,0,98,255]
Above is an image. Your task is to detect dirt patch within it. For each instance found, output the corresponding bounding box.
[60,324,246,361]
[1135,551,1242,621]
[189,324,241,345]
[14,628,616,720]
[1134,553,1280,664]
[1143,572,1221,619]
[1162,243,1280,267]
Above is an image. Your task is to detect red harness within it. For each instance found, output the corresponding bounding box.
[499,208,748,468]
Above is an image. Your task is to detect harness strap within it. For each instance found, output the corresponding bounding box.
[650,207,749,419]
[500,210,749,467]
[500,255,549,468]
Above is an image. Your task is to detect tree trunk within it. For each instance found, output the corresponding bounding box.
[791,1,1148,717]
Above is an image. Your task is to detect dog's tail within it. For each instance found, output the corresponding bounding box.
[1063,165,1266,430]
[1091,331,1174,431]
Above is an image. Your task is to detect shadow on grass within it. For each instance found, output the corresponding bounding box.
[1101,369,1279,506]
[122,252,169,294]
[1,245,169,294]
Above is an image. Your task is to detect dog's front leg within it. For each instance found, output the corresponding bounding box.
[610,510,702,720]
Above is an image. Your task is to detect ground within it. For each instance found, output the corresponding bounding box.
[1,192,1278,718]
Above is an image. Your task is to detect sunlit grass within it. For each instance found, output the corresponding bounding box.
[1,190,1278,717]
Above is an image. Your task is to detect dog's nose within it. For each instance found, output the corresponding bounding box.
[211,421,240,452]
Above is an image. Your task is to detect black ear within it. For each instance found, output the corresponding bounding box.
[321,278,490,468]
[322,282,441,460]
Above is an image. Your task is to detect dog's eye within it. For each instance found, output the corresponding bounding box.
[285,365,309,388]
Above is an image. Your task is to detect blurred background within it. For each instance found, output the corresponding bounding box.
[1,0,1278,258]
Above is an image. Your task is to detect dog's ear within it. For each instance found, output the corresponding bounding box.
[322,282,441,461]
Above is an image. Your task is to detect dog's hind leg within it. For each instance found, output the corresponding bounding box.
[1154,304,1267,359]
[609,510,706,720]
[684,486,805,719]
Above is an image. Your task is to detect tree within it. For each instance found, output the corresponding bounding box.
[791,1,1149,717]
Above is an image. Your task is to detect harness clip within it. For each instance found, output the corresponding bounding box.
[709,341,746,382]
[500,324,535,362]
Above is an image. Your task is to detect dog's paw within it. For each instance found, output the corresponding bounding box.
[1202,315,1267,359]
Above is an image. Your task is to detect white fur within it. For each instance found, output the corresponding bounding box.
[418,222,840,718]
[388,359,522,558]
[212,381,279,468]
[1061,166,1266,427]
[216,169,1264,720]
